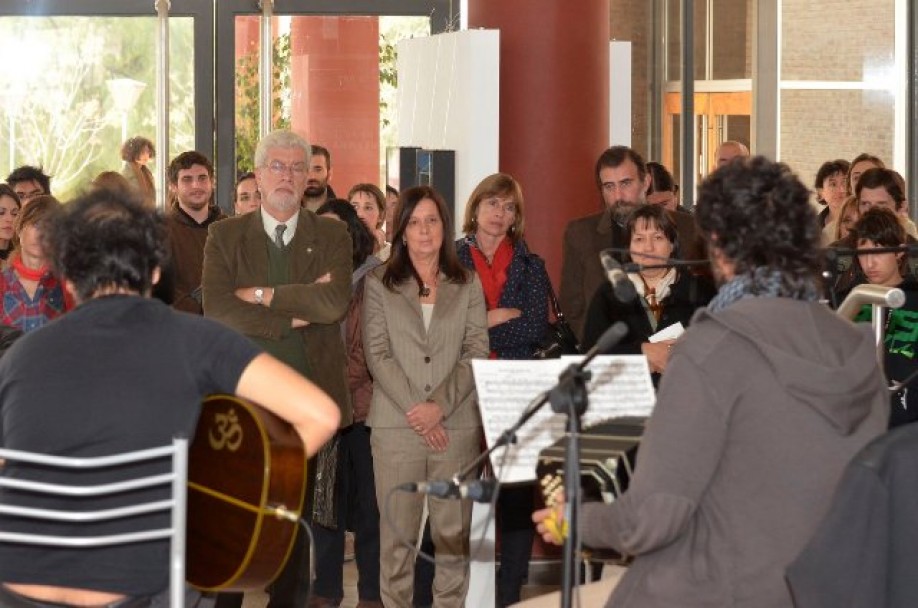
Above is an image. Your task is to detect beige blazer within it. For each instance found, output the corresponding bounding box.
[362,266,489,429]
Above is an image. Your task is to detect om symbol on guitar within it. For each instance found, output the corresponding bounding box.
[208,408,243,451]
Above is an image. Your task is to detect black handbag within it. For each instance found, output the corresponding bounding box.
[533,284,582,359]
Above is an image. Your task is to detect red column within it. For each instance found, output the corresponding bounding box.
[289,17,381,192]
[468,0,610,284]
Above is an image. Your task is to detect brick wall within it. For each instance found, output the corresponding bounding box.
[780,0,895,188]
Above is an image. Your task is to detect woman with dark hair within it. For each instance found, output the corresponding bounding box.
[120,135,156,209]
[582,204,714,380]
[455,173,550,606]
[0,195,70,332]
[363,185,488,608]
[843,207,918,428]
[814,158,850,228]
[0,185,21,262]
[315,198,384,607]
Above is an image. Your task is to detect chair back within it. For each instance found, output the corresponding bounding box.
[0,437,188,608]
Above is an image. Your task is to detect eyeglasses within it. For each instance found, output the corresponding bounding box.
[482,198,517,214]
[266,160,307,176]
[14,189,43,202]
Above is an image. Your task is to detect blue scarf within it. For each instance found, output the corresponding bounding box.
[708,268,820,313]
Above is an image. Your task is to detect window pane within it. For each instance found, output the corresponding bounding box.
[711,0,751,80]
[0,16,194,201]
[233,15,428,187]
[781,0,894,82]
[780,89,893,188]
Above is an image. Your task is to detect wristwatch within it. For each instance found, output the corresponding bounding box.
[254,288,265,305]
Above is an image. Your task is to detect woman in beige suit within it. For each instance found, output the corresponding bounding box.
[363,185,489,608]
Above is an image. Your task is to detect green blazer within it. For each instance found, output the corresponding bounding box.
[202,209,353,425]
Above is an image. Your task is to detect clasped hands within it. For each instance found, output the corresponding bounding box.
[407,401,448,452]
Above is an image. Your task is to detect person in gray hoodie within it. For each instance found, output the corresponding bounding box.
[534,156,889,607]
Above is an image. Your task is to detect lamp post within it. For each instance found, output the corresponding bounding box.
[106,78,147,143]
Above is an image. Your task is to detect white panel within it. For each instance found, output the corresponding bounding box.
[610,41,632,147]
[397,29,500,221]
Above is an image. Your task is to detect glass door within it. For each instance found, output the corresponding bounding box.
[214,0,454,211]
[662,91,751,190]
[0,0,212,201]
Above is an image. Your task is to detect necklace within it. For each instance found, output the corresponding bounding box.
[419,283,431,297]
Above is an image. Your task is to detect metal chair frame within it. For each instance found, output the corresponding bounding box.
[0,437,188,608]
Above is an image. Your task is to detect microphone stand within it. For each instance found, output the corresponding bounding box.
[448,323,627,608]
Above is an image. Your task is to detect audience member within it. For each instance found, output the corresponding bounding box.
[0,195,70,333]
[316,198,384,608]
[843,207,918,428]
[233,171,261,215]
[814,159,850,227]
[203,129,352,608]
[166,150,225,314]
[847,152,885,195]
[855,167,918,238]
[0,185,21,262]
[385,185,399,243]
[348,183,390,260]
[645,161,681,212]
[120,135,156,208]
[582,204,714,382]
[6,165,51,204]
[455,173,549,606]
[362,185,488,608]
[713,140,750,168]
[302,144,335,211]
[91,171,133,193]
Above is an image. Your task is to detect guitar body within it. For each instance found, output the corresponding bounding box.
[186,394,307,591]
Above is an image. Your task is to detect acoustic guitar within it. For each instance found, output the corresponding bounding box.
[186,394,307,591]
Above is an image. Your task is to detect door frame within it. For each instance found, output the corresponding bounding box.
[214,0,455,206]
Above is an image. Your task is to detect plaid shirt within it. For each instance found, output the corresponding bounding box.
[0,266,68,333]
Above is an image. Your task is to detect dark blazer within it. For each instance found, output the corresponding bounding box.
[362,266,489,430]
[559,207,704,341]
[201,209,353,423]
[581,270,715,352]
[455,236,550,360]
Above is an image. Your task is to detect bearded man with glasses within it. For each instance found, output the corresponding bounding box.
[203,130,353,608]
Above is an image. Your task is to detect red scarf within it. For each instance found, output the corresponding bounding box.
[470,238,514,359]
[11,255,49,282]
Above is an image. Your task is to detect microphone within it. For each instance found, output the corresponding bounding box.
[592,320,629,355]
[599,251,637,302]
[397,478,497,503]
[836,283,906,320]
[623,259,711,272]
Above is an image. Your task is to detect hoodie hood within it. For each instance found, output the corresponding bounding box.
[695,297,884,435]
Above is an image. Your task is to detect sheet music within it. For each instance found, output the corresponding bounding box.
[472,356,655,483]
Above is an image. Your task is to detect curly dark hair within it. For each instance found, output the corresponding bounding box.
[315,198,375,270]
[46,187,169,302]
[695,156,821,297]
[121,136,155,163]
